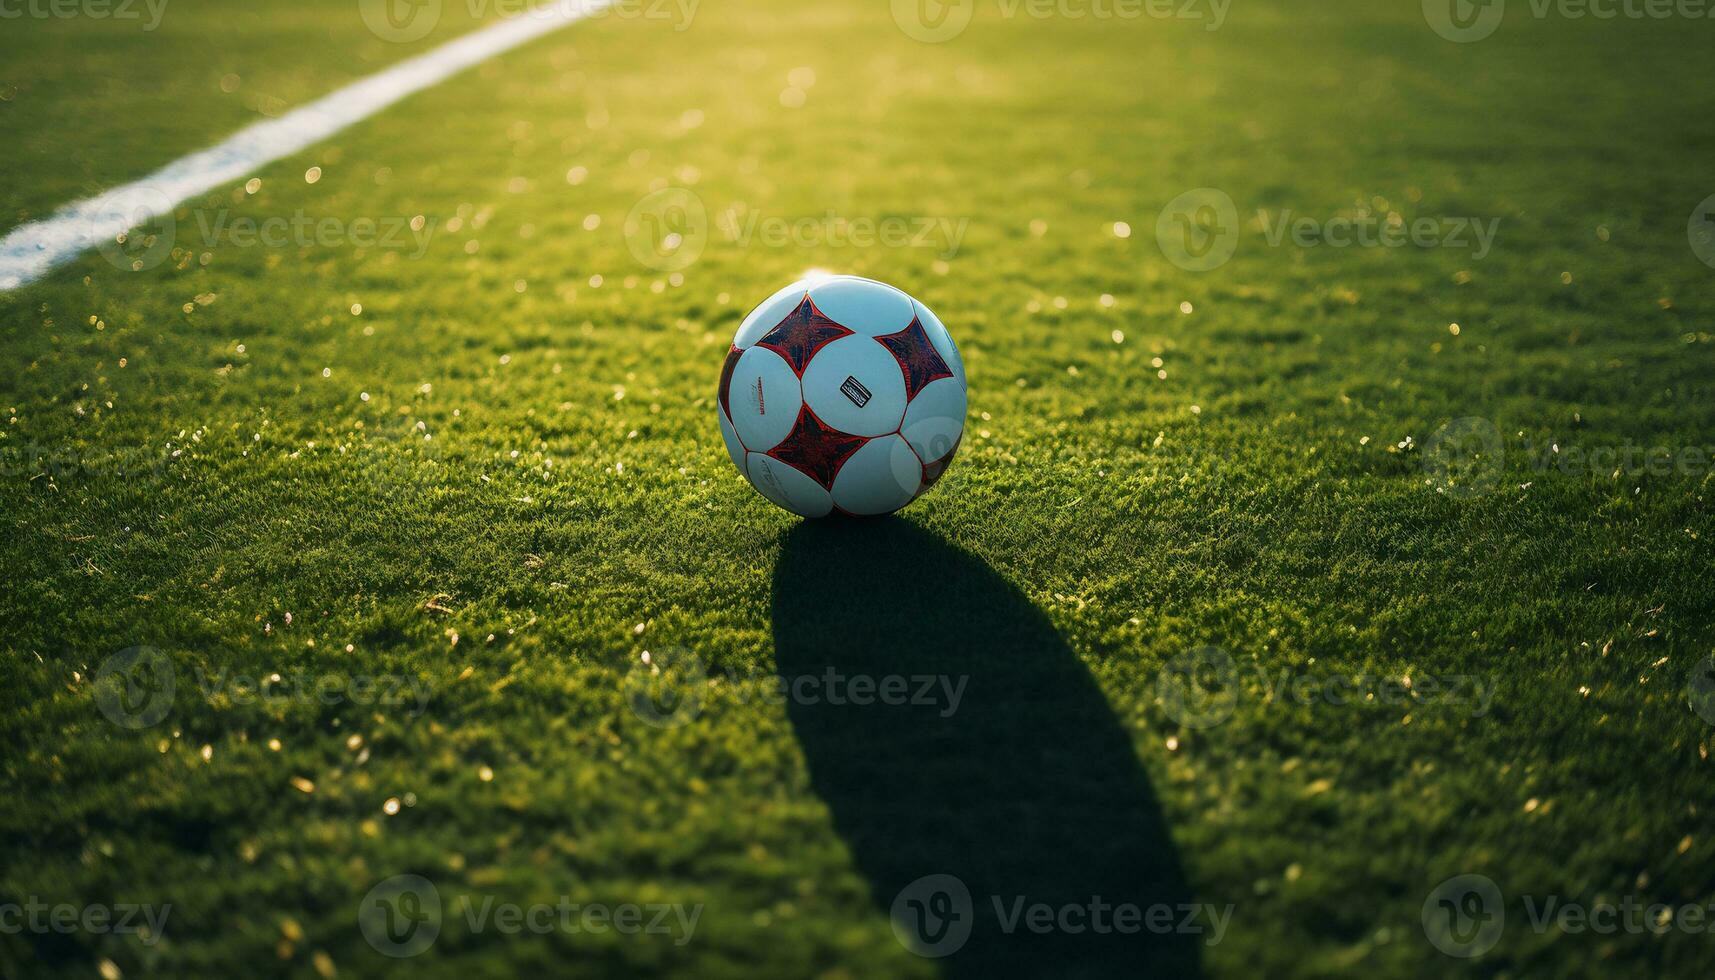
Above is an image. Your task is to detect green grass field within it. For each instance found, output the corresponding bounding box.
[4,0,1715,976]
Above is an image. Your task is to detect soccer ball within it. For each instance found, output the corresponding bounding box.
[717,275,966,517]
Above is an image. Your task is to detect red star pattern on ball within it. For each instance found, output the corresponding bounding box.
[875,317,954,401]
[767,405,868,490]
[717,345,743,421]
[918,435,961,494]
[920,456,950,490]
[756,296,853,375]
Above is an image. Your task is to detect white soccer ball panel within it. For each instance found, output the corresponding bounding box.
[747,452,834,517]
[911,299,965,386]
[727,346,801,452]
[799,335,908,438]
[832,434,920,516]
[717,404,747,472]
[900,376,966,464]
[805,276,915,337]
[733,280,811,348]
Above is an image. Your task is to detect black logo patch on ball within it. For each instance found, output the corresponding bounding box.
[839,376,873,408]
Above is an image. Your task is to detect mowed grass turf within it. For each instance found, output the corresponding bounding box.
[4,0,1715,977]
[0,0,498,237]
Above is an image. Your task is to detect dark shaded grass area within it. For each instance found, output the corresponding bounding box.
[775,519,1199,977]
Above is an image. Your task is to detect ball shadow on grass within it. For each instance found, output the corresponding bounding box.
[771,518,1200,979]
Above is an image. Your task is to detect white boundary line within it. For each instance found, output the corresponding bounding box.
[0,0,612,290]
